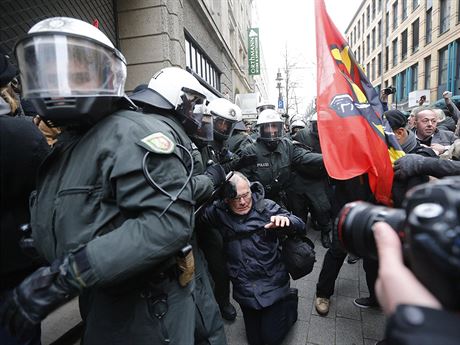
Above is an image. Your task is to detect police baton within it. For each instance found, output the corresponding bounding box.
[194,171,234,215]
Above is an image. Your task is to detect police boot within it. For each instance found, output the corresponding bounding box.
[321,232,331,248]
[220,302,237,321]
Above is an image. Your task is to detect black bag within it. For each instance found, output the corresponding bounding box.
[280,235,316,280]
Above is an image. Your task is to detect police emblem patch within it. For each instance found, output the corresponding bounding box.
[140,132,175,154]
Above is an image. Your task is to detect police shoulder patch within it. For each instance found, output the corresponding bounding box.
[138,132,175,154]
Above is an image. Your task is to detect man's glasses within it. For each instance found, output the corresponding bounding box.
[230,191,251,202]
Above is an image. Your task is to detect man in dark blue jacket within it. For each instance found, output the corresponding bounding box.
[198,172,303,345]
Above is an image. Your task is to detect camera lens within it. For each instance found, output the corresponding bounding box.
[336,201,406,259]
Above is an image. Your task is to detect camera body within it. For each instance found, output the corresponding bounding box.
[336,177,460,309]
[383,86,396,95]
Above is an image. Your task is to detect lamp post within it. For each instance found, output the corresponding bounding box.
[276,69,284,115]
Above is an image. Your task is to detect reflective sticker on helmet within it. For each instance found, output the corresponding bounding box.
[139,132,175,154]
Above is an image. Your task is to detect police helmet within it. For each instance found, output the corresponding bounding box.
[290,119,306,134]
[142,67,207,136]
[256,100,276,115]
[207,98,242,140]
[257,109,284,142]
[15,17,127,127]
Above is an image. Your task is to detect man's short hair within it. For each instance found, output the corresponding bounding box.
[224,172,250,199]
[412,105,435,119]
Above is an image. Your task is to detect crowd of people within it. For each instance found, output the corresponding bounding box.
[0,16,460,345]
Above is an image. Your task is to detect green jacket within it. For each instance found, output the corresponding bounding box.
[239,137,324,201]
[30,110,195,286]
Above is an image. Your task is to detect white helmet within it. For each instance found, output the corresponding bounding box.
[15,17,127,126]
[256,99,276,115]
[132,67,207,136]
[207,98,242,140]
[290,119,305,134]
[310,112,318,121]
[257,109,284,142]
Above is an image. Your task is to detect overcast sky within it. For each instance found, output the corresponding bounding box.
[255,0,362,113]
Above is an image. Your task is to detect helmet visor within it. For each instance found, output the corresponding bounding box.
[257,104,275,115]
[176,87,206,125]
[212,116,237,139]
[193,105,213,142]
[259,122,283,141]
[16,35,126,98]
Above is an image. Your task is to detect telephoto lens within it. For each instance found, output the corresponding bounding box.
[335,202,406,259]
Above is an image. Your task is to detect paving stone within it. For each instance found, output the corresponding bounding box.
[281,321,309,345]
[361,309,386,341]
[337,277,359,298]
[295,277,317,300]
[224,316,248,345]
[298,296,312,322]
[335,317,363,345]
[364,338,380,345]
[307,315,335,345]
[336,295,361,321]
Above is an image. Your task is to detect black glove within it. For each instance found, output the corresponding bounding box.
[204,163,226,188]
[393,154,425,180]
[235,153,257,170]
[0,254,84,340]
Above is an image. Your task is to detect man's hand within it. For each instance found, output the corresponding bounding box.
[204,164,226,188]
[431,143,449,155]
[264,215,290,229]
[234,153,257,170]
[380,90,389,103]
[443,91,452,99]
[373,222,442,316]
[0,256,83,340]
[393,154,425,179]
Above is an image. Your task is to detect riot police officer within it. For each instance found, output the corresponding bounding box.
[130,67,227,344]
[239,109,324,206]
[0,18,196,344]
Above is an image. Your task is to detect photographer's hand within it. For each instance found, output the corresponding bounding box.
[373,222,442,316]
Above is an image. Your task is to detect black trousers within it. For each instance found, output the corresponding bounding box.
[315,233,378,300]
[240,295,298,345]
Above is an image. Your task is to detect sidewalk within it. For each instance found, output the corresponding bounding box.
[224,230,386,345]
[41,231,386,345]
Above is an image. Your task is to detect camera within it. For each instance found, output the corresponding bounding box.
[383,86,396,95]
[336,177,460,309]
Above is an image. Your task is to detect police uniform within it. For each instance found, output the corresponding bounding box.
[31,110,196,344]
[239,137,324,205]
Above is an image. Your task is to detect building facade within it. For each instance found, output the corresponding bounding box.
[1,0,269,103]
[345,0,460,110]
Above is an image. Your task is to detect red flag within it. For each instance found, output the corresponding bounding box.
[314,0,404,206]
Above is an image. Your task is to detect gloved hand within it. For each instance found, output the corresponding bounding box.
[0,254,84,340]
[235,153,257,170]
[393,154,425,180]
[204,163,226,188]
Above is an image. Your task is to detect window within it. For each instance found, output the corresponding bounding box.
[458,0,460,22]
[393,1,398,30]
[358,46,361,63]
[367,34,370,56]
[438,47,449,86]
[372,28,376,51]
[402,0,408,20]
[401,70,407,100]
[440,0,450,34]
[424,55,431,89]
[385,13,389,38]
[412,19,419,52]
[358,19,361,37]
[409,64,418,92]
[401,29,408,60]
[367,63,371,78]
[378,0,382,12]
[385,46,389,71]
[392,38,398,66]
[354,27,357,44]
[412,0,419,11]
[378,21,382,46]
[425,9,432,44]
[371,58,376,80]
[372,0,376,19]
[377,52,382,77]
[185,34,220,90]
[367,5,371,26]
